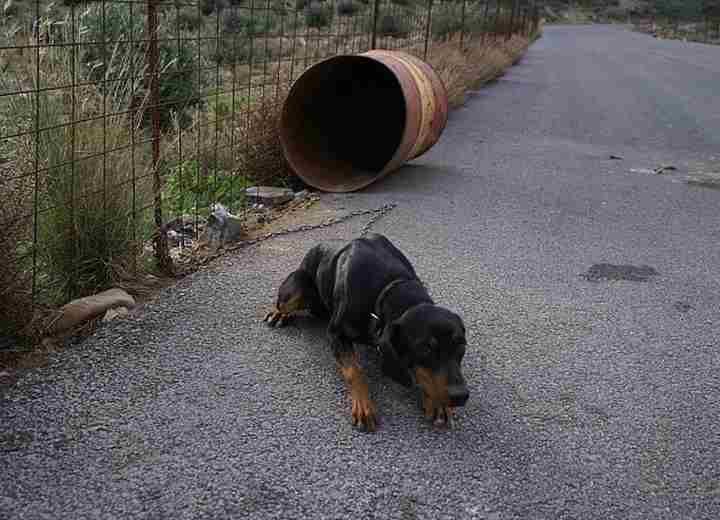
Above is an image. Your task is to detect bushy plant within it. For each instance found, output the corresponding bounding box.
[604,6,629,20]
[210,36,251,65]
[305,2,333,28]
[272,0,289,15]
[376,13,411,37]
[431,4,464,40]
[174,8,206,31]
[653,0,703,20]
[337,0,360,16]
[3,0,19,17]
[164,160,248,216]
[223,9,277,35]
[80,3,204,130]
[200,0,228,16]
[223,9,250,33]
[1,76,151,304]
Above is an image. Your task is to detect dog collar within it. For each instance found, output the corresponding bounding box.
[373,279,416,319]
[369,278,419,343]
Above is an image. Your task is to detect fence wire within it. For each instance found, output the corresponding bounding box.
[0,0,540,335]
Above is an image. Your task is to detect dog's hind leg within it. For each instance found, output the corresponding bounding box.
[330,326,377,432]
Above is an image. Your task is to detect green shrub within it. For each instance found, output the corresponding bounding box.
[80,3,204,130]
[223,9,252,33]
[1,83,150,303]
[174,9,206,31]
[3,0,19,17]
[337,0,360,16]
[200,0,228,16]
[164,160,248,216]
[431,4,464,40]
[305,2,333,28]
[210,36,251,65]
[223,9,277,36]
[272,0,289,15]
[376,13,411,37]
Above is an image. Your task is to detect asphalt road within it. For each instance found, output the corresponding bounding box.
[2,25,720,519]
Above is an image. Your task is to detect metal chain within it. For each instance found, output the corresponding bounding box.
[359,201,397,237]
[191,202,397,269]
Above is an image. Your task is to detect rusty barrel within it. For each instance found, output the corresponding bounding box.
[279,50,449,193]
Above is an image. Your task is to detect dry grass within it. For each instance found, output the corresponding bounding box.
[0,31,154,339]
[422,34,533,109]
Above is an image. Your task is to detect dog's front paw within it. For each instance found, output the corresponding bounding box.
[263,308,293,327]
[423,397,454,429]
[350,396,377,432]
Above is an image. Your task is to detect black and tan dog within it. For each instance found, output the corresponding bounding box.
[264,233,469,432]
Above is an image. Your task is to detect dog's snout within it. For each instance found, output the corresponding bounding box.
[448,385,469,407]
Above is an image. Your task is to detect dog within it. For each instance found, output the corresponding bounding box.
[264,233,469,432]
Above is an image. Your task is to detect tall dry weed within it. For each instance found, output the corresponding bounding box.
[0,21,153,331]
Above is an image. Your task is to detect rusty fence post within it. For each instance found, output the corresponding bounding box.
[492,0,501,42]
[480,0,491,44]
[423,0,434,59]
[371,0,382,49]
[460,0,468,49]
[146,0,172,274]
[507,0,518,40]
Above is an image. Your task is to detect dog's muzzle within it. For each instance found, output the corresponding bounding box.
[448,385,470,407]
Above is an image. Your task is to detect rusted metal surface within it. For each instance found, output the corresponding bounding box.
[147,0,172,274]
[279,51,449,193]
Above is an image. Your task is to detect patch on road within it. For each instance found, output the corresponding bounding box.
[581,263,659,282]
[683,171,720,190]
[673,301,694,313]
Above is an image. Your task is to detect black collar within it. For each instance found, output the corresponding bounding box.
[369,278,425,343]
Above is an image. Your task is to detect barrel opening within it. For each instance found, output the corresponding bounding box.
[280,56,406,191]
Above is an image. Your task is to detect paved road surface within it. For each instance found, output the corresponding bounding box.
[2,25,719,519]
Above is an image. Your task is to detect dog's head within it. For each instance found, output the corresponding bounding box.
[379,304,469,411]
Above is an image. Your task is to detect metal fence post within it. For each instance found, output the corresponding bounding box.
[423,0,434,60]
[147,0,172,274]
[507,0,518,40]
[493,0,502,42]
[371,0,382,49]
[460,0,468,49]
[480,0,491,44]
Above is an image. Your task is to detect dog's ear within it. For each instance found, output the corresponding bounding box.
[379,321,413,388]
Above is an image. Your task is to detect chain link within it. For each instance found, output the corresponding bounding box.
[190,202,397,269]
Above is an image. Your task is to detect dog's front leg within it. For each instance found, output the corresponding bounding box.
[334,349,377,433]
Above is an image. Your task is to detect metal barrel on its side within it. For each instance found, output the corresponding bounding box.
[279,50,449,193]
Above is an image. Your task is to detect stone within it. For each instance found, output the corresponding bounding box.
[206,203,246,248]
[103,307,129,322]
[294,189,310,200]
[245,186,294,206]
[50,288,136,334]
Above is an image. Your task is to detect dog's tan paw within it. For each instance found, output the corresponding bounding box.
[350,395,378,433]
[263,308,292,327]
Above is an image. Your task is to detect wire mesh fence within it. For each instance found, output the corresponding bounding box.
[0,0,540,336]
